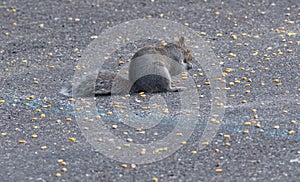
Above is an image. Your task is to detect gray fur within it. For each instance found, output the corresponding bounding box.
[59,37,193,97]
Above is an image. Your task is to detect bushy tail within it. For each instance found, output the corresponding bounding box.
[59,70,131,97]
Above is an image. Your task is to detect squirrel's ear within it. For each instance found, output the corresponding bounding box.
[178,37,185,48]
[180,37,184,42]
[174,36,179,42]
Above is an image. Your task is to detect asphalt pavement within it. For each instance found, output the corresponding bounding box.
[0,0,299,181]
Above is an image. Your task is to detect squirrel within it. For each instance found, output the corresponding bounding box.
[59,37,193,97]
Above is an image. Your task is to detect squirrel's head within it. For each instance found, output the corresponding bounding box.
[177,37,193,70]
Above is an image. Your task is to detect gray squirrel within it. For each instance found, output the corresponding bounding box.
[60,37,193,97]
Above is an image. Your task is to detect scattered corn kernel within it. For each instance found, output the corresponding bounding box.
[130,164,136,169]
[161,41,167,47]
[163,109,169,114]
[224,134,230,139]
[225,68,232,73]
[38,24,44,28]
[228,53,236,58]
[231,34,237,40]
[176,133,183,136]
[69,137,76,142]
[152,177,159,182]
[19,140,26,144]
[202,141,209,145]
[141,106,148,110]
[245,122,251,126]
[288,130,295,135]
[121,164,128,168]
[215,168,223,173]
[90,35,98,39]
[140,148,146,155]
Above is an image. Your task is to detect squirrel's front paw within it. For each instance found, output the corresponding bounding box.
[168,86,187,92]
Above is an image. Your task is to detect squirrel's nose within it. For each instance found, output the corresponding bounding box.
[187,62,193,70]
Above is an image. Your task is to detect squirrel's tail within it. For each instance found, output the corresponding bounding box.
[59,70,130,97]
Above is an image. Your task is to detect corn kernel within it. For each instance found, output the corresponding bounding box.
[69,137,76,142]
[288,130,295,135]
[215,168,223,173]
[245,122,251,126]
[152,177,159,182]
[19,140,26,144]
[224,134,230,139]
[225,142,231,146]
[38,24,44,28]
[141,106,148,110]
[130,164,136,169]
[243,130,249,134]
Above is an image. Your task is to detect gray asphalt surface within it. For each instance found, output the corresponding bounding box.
[0,0,299,181]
